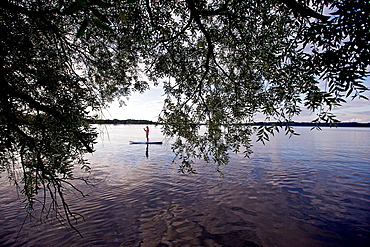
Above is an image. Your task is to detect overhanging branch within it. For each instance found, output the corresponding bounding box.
[280,0,330,22]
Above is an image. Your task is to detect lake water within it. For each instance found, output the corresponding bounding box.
[1,125,369,246]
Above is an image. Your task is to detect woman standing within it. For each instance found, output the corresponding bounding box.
[144,126,149,143]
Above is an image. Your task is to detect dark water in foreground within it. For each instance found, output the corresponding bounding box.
[1,125,369,246]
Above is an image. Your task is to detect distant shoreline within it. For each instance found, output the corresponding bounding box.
[85,119,370,127]
[85,119,157,125]
[252,122,370,127]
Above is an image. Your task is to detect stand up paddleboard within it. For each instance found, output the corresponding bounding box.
[129,141,163,145]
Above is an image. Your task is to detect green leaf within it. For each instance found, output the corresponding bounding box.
[91,7,111,24]
[64,0,87,15]
[119,12,128,25]
[346,86,354,97]
[76,18,89,38]
[359,95,369,100]
[92,18,112,31]
[89,0,113,8]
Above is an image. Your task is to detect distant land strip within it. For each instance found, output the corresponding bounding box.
[85,119,157,125]
[85,119,370,127]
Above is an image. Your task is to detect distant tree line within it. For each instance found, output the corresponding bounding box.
[85,118,157,124]
[253,122,370,127]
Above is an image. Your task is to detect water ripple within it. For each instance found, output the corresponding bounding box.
[1,126,369,246]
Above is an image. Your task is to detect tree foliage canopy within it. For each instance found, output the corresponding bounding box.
[0,0,369,227]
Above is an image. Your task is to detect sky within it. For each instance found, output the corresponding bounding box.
[97,79,370,123]
[99,87,165,121]
[93,5,370,123]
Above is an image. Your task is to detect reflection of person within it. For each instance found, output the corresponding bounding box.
[144,126,149,142]
[145,144,149,158]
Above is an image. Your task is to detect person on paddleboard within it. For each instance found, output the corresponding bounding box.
[144,126,149,142]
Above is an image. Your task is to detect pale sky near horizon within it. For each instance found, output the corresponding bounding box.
[97,78,370,123]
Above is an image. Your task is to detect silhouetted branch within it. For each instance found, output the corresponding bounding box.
[280,0,330,21]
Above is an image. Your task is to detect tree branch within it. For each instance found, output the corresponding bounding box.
[280,0,330,22]
[162,15,194,43]
[9,87,94,153]
[185,0,214,83]
[200,4,228,16]
[185,0,214,115]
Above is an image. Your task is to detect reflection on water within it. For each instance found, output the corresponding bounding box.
[1,125,369,246]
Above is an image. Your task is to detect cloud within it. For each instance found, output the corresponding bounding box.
[101,86,165,121]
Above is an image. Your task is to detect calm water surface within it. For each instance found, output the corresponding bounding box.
[1,125,369,246]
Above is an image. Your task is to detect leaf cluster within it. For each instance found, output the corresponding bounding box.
[0,0,146,232]
[142,0,369,170]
